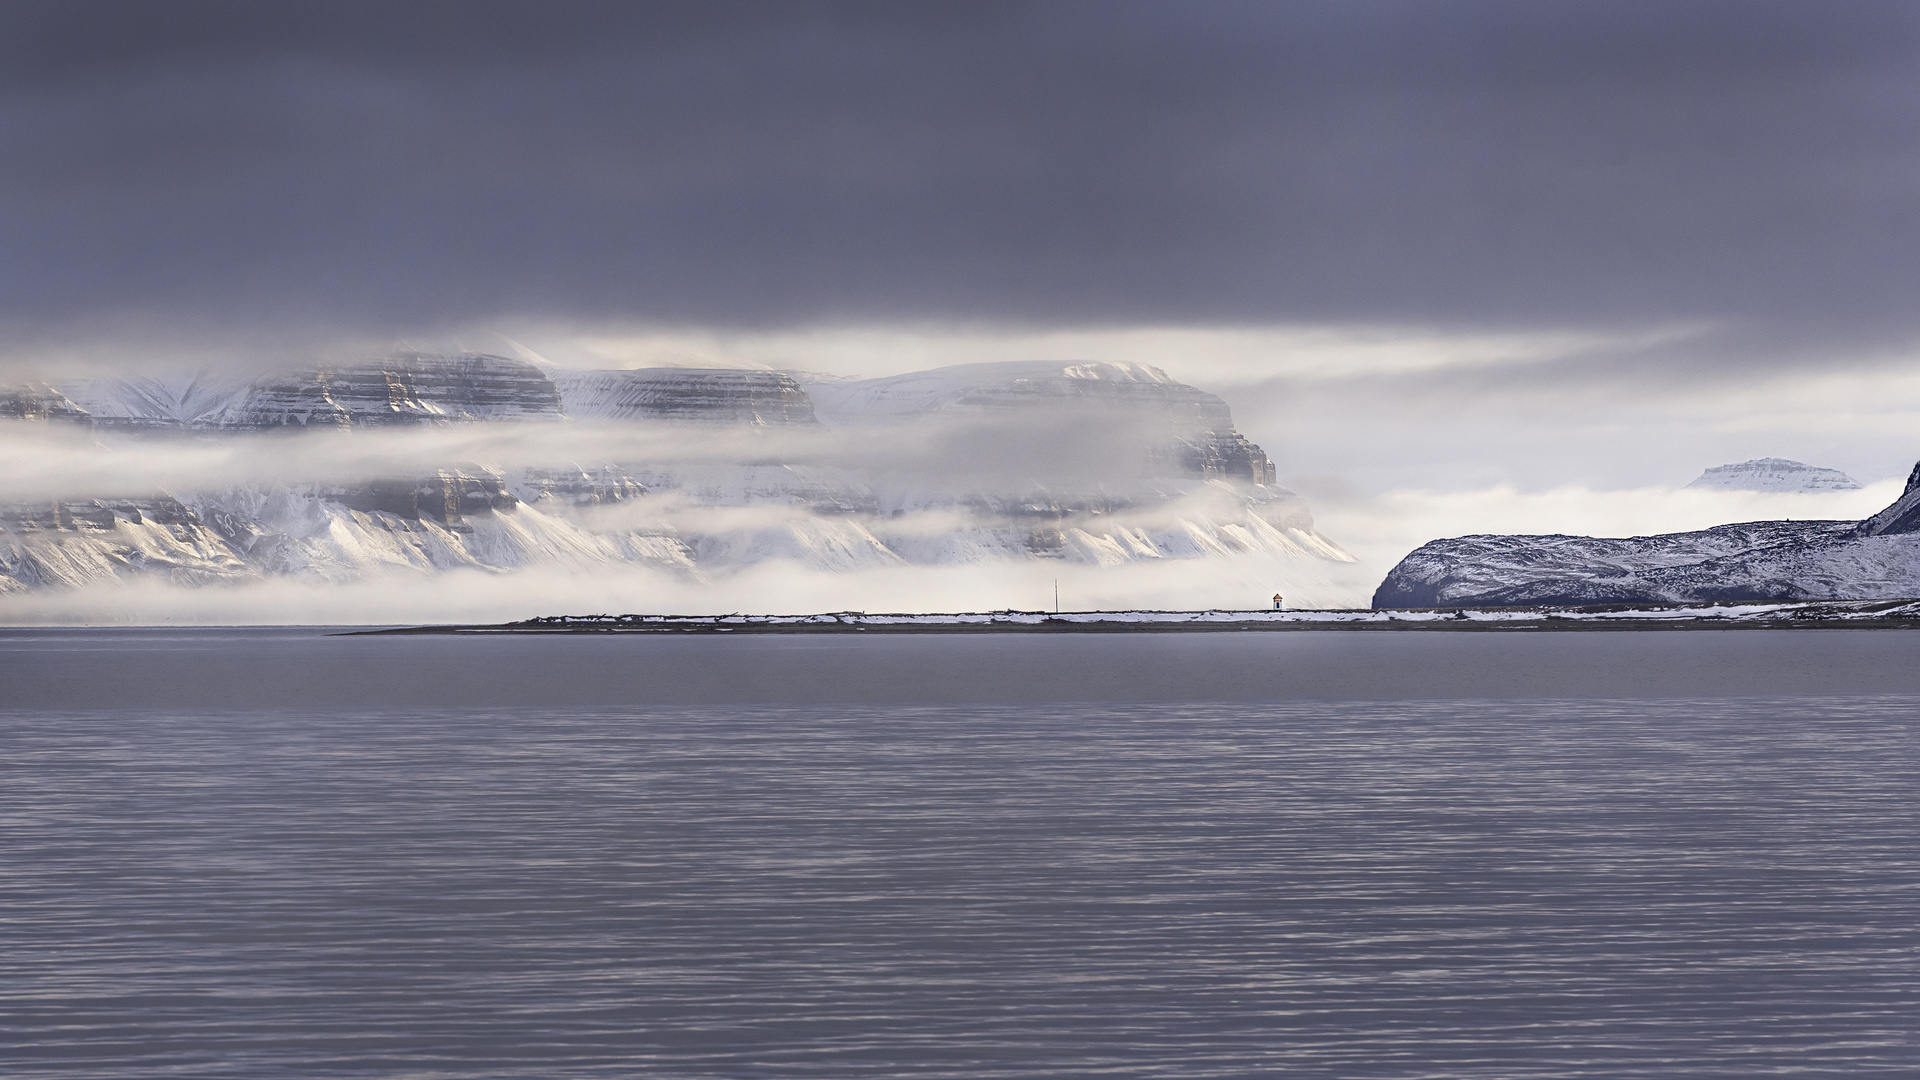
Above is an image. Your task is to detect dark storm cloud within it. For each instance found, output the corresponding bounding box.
[4,0,1920,342]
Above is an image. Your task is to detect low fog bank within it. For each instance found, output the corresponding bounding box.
[1,480,1898,623]
[0,550,1347,627]
[0,413,1167,505]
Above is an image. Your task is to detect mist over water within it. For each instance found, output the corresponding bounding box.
[2,630,1916,1077]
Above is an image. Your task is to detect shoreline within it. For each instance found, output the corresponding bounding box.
[353,599,1920,635]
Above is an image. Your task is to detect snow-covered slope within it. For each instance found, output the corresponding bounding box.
[0,474,699,594]
[0,470,1348,595]
[1685,457,1859,492]
[57,373,248,430]
[0,497,252,592]
[1373,463,1920,607]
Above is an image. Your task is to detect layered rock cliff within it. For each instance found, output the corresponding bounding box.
[209,353,565,428]
[1685,457,1860,492]
[1373,464,1920,607]
[1,383,93,427]
[553,368,816,424]
[804,361,1278,484]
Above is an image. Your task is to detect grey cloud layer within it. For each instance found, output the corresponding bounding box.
[5,0,1920,344]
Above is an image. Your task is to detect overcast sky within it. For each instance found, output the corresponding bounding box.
[8,0,1920,500]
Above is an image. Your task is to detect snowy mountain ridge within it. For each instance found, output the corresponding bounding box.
[1374,463,1920,607]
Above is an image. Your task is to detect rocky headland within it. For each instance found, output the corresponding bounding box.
[1374,464,1920,607]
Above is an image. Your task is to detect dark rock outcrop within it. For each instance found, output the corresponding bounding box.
[1,496,204,533]
[553,368,817,425]
[327,470,519,531]
[1151,430,1277,485]
[214,354,564,428]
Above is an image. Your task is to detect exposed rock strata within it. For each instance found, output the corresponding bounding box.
[511,466,649,508]
[1686,457,1859,492]
[1,384,93,427]
[804,362,1278,484]
[210,354,564,428]
[323,471,521,532]
[553,368,817,424]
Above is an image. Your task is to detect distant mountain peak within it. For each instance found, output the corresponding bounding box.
[1684,458,1859,493]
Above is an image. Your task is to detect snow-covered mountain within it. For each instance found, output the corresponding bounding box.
[1685,457,1859,492]
[2,355,1354,608]
[1373,464,1920,607]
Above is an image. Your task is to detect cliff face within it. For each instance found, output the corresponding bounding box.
[1686,457,1859,492]
[1856,462,1920,536]
[512,466,649,508]
[1372,464,1920,608]
[1,384,93,427]
[805,361,1278,484]
[63,357,818,429]
[323,471,521,531]
[211,354,564,428]
[553,369,817,425]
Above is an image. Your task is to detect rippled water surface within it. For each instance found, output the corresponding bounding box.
[1,631,1916,1077]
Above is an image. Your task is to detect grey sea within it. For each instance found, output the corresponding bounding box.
[1,628,1916,1078]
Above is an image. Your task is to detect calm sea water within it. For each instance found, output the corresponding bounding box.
[1,630,1916,1077]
